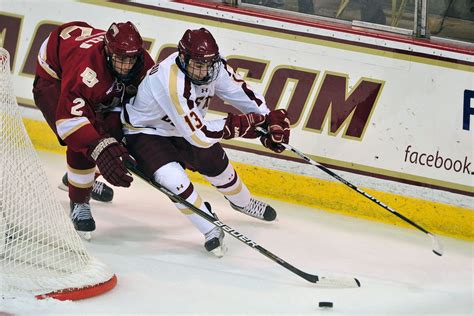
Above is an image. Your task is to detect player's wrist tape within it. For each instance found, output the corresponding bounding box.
[90,137,118,161]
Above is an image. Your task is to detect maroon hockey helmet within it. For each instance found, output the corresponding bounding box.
[105,21,143,57]
[105,21,144,82]
[177,28,222,85]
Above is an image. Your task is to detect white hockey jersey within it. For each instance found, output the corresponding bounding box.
[122,52,269,148]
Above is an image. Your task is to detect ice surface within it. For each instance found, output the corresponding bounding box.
[1,151,472,315]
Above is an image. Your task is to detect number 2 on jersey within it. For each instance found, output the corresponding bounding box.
[71,98,85,116]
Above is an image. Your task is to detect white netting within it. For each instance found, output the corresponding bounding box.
[0,48,114,298]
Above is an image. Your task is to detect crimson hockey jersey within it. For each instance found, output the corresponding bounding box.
[36,21,154,152]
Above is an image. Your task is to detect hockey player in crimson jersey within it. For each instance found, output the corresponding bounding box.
[32,21,154,238]
[123,28,290,256]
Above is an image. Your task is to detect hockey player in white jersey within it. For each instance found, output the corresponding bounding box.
[122,28,290,257]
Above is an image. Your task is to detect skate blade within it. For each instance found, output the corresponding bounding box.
[210,243,227,258]
[77,231,92,241]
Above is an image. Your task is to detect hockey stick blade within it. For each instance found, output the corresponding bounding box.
[430,233,444,256]
[125,161,360,288]
[255,127,444,257]
[296,270,360,288]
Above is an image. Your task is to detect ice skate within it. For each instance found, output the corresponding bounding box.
[59,173,114,202]
[70,201,96,241]
[229,197,277,221]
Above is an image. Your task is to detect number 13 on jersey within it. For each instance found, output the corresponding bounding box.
[184,111,203,132]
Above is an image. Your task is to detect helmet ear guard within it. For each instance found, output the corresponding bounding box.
[176,28,221,85]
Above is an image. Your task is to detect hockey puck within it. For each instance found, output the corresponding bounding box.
[318,301,333,308]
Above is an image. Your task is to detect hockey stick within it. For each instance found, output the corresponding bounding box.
[125,161,360,288]
[256,127,443,256]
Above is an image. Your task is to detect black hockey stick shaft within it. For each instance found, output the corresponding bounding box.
[256,127,443,256]
[125,161,360,288]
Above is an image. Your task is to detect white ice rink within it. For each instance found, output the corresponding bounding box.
[2,151,473,315]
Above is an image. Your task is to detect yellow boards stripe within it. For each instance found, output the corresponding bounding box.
[23,117,474,241]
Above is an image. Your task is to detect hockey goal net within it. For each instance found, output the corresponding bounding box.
[0,47,116,300]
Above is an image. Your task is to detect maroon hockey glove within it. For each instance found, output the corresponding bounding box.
[87,137,136,187]
[223,112,266,139]
[260,109,290,153]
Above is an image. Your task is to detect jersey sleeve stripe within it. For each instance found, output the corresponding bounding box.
[123,122,156,132]
[56,117,91,140]
[233,74,263,107]
[37,37,60,80]
[241,81,263,106]
[183,79,194,110]
[169,64,185,116]
[222,60,263,107]
[190,133,213,148]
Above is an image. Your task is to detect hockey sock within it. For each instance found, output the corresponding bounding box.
[67,167,95,203]
[154,162,215,234]
[174,188,215,234]
[205,163,251,208]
